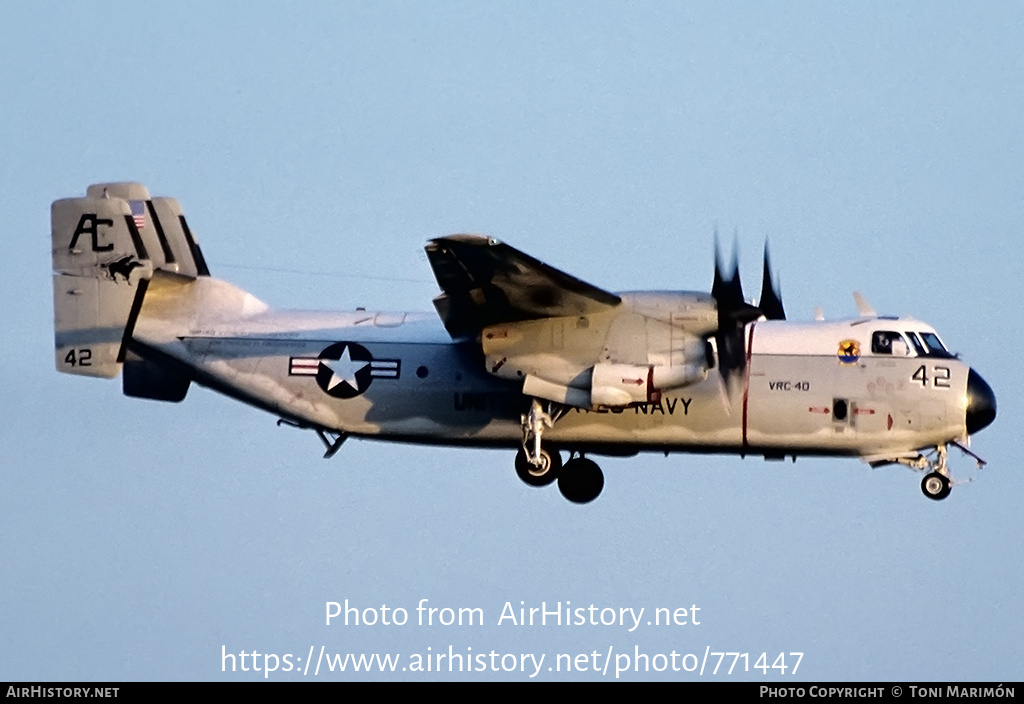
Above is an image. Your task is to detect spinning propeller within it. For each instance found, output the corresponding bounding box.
[711,241,785,389]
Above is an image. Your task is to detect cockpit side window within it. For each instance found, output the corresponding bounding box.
[871,331,908,355]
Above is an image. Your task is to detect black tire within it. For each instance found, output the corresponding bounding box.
[557,458,605,504]
[515,446,561,487]
[921,472,951,501]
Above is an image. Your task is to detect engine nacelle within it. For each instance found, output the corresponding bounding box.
[651,362,708,392]
[591,362,707,407]
[479,304,711,409]
[591,363,651,406]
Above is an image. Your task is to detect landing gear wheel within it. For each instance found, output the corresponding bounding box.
[921,472,951,501]
[515,446,561,487]
[557,458,604,504]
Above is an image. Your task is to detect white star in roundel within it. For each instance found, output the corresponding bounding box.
[322,345,369,392]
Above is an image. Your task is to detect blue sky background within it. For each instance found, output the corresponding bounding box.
[1,1,1020,681]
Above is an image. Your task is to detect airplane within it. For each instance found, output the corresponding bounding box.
[51,182,997,504]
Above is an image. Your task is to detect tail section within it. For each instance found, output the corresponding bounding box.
[51,182,208,379]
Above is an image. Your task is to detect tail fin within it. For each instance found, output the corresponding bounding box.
[51,182,208,378]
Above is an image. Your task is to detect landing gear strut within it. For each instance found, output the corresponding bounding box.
[515,398,605,502]
[520,399,555,467]
[894,444,953,500]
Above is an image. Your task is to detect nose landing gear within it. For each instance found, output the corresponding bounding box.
[921,472,951,501]
[889,443,987,501]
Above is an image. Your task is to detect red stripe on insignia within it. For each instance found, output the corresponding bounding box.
[289,358,320,375]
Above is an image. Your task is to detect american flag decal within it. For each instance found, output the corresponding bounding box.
[129,200,146,229]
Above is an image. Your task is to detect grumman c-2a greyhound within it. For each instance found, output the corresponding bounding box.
[52,182,997,504]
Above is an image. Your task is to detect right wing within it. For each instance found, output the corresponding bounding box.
[425,235,622,339]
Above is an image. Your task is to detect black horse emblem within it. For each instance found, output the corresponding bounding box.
[101,255,144,284]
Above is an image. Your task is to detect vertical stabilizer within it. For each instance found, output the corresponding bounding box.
[53,186,155,378]
[52,182,213,379]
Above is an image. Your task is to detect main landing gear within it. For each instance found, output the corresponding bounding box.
[515,446,605,503]
[514,444,561,486]
[517,399,605,503]
[558,456,605,504]
[890,442,987,501]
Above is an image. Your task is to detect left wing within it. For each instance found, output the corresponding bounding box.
[425,235,622,339]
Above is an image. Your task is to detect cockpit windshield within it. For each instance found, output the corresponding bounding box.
[919,332,955,358]
[875,329,955,358]
[904,331,927,356]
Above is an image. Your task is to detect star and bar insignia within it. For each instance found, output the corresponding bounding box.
[289,342,400,398]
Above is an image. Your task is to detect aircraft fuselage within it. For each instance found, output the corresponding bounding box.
[131,277,980,463]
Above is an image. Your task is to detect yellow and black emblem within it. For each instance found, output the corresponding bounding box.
[837,339,860,365]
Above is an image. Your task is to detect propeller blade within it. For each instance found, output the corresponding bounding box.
[759,243,786,321]
[711,242,758,388]
[711,239,786,390]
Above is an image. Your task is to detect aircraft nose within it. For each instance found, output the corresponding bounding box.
[965,368,996,435]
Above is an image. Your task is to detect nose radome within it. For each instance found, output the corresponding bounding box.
[966,368,996,435]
